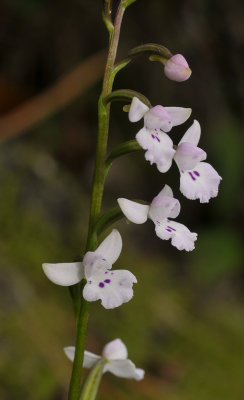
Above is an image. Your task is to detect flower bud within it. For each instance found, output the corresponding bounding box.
[164,54,192,82]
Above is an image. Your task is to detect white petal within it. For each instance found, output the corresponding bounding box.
[83,351,101,368]
[64,346,76,362]
[42,262,83,286]
[155,219,197,251]
[149,194,180,222]
[83,266,137,309]
[83,252,112,279]
[104,359,145,380]
[156,184,173,198]
[164,107,192,127]
[102,339,128,360]
[95,229,122,265]
[179,120,201,146]
[129,97,149,122]
[180,162,222,203]
[174,142,207,170]
[64,347,101,368]
[117,198,149,224]
[144,105,173,132]
[136,127,175,173]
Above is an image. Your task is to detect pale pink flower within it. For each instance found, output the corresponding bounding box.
[174,120,222,203]
[118,185,197,251]
[64,338,145,380]
[42,230,137,309]
[129,97,192,172]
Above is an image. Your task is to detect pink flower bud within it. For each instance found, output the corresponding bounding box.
[164,54,192,82]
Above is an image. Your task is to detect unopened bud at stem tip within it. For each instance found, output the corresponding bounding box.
[164,54,192,82]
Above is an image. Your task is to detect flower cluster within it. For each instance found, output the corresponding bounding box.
[42,48,222,387]
[129,97,222,203]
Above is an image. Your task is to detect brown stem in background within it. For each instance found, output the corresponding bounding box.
[0,50,106,144]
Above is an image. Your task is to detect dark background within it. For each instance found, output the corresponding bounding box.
[0,0,243,399]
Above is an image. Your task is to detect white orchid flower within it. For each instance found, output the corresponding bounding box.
[174,120,222,203]
[64,338,144,381]
[118,185,197,251]
[42,230,137,309]
[128,97,192,173]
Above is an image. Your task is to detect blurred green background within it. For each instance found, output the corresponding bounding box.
[0,0,243,399]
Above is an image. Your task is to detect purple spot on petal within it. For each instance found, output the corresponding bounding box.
[188,172,196,181]
[104,279,111,284]
[88,280,92,284]
[194,171,200,177]
[156,220,160,226]
[102,258,106,261]
[156,137,161,143]
[167,226,176,231]
[166,228,172,232]
[151,134,155,139]
[111,272,114,275]
[99,282,104,288]
[105,271,108,274]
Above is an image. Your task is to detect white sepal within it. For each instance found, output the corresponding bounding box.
[95,229,122,265]
[42,262,83,286]
[129,97,149,122]
[164,107,192,127]
[179,119,201,146]
[117,198,149,224]
[102,339,128,360]
[156,184,174,198]
[64,347,101,368]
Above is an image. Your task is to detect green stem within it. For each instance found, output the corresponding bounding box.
[86,3,125,249]
[68,3,126,399]
[68,281,90,400]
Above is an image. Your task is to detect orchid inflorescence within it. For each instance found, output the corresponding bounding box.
[41,1,222,398]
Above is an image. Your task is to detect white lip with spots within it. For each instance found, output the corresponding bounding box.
[83,264,137,309]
